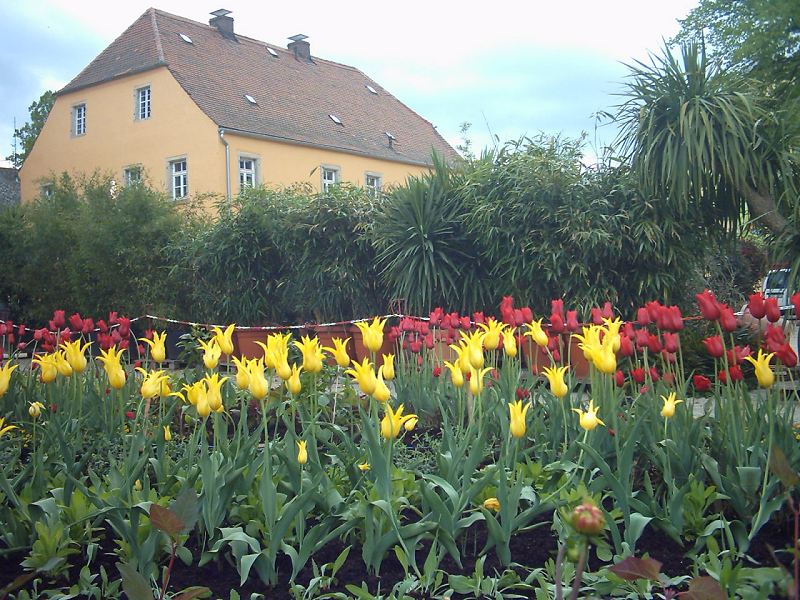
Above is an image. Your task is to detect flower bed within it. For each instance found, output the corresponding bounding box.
[0,291,797,599]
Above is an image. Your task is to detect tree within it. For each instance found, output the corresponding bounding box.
[613,43,799,239]
[7,90,55,167]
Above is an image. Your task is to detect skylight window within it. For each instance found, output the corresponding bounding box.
[244,94,257,105]
[366,85,378,95]
[179,33,193,44]
[267,46,279,57]
[329,114,343,125]
[385,132,396,141]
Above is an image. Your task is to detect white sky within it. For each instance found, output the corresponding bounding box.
[1,0,698,166]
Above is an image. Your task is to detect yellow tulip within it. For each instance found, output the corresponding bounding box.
[258,332,292,370]
[323,337,351,368]
[0,362,18,397]
[443,360,464,388]
[297,440,308,465]
[29,401,44,419]
[601,317,623,353]
[0,416,16,438]
[483,497,501,512]
[469,366,492,396]
[508,400,531,438]
[524,319,548,348]
[139,331,167,363]
[345,357,377,395]
[198,338,221,370]
[54,351,73,377]
[230,356,250,390]
[61,339,91,373]
[459,330,485,369]
[355,317,388,353]
[97,346,127,389]
[204,373,228,411]
[576,325,616,374]
[502,326,518,358]
[172,380,207,406]
[743,349,775,389]
[478,318,505,351]
[381,354,395,381]
[404,416,418,431]
[358,462,371,472]
[247,358,270,400]
[163,425,172,441]
[33,353,58,383]
[572,399,605,431]
[286,363,303,395]
[293,335,324,374]
[196,395,211,418]
[372,369,391,403]
[573,326,602,361]
[135,368,168,399]
[134,479,143,492]
[660,392,683,418]
[380,403,418,440]
[212,324,236,355]
[542,365,569,398]
[448,340,472,375]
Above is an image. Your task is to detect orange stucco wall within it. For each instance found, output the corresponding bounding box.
[20,66,431,203]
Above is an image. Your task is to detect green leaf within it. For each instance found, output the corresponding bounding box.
[170,487,200,533]
[609,556,663,581]
[117,562,153,600]
[768,445,800,488]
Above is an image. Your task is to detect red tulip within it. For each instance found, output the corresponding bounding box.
[662,372,675,386]
[614,370,625,387]
[521,307,533,324]
[97,319,108,333]
[108,311,119,326]
[776,344,798,367]
[748,293,766,319]
[69,313,84,331]
[719,305,737,332]
[646,334,662,354]
[634,328,650,349]
[695,290,721,321]
[765,298,780,323]
[81,318,94,335]
[636,307,651,326]
[551,299,564,319]
[459,316,472,330]
[472,312,485,325]
[118,317,131,338]
[631,367,646,384]
[549,313,565,334]
[792,292,800,317]
[693,374,711,392]
[729,365,743,382]
[703,336,724,358]
[645,300,662,323]
[590,307,603,325]
[432,365,441,377]
[601,302,613,320]
[648,367,660,382]
[618,335,633,357]
[425,334,434,350]
[663,332,679,354]
[52,310,66,329]
[566,311,580,332]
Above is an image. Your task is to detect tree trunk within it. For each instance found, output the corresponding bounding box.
[744,186,791,235]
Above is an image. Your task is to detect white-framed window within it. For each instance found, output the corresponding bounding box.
[124,165,143,186]
[239,156,258,190]
[365,172,382,198]
[169,159,188,199]
[321,166,339,193]
[41,183,54,198]
[136,86,151,120]
[72,103,86,136]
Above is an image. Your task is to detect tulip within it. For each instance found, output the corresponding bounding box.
[501,326,518,357]
[572,399,605,431]
[33,353,58,384]
[140,331,167,363]
[614,370,625,387]
[173,380,207,406]
[372,369,391,403]
[442,360,464,388]
[483,497,500,512]
[323,337,351,368]
[196,395,211,418]
[241,359,266,400]
[765,298,781,323]
[702,336,724,358]
[660,392,683,418]
[449,340,472,375]
[204,373,228,411]
[61,339,91,373]
[404,416,418,431]
[601,317,623,353]
[458,330,485,369]
[163,425,172,441]
[748,293,766,319]
[695,289,721,321]
[231,356,251,390]
[29,401,44,419]
[692,374,711,392]
[198,338,222,370]
[135,368,168,399]
[469,366,492,396]
[354,317,388,353]
[358,462,371,471]
[719,305,738,332]
[478,318,505,351]
[293,335,324,374]
[54,351,73,377]
[212,324,236,355]
[524,319,548,348]
[286,363,303,395]
[743,349,775,388]
[508,399,531,438]
[380,354,395,381]
[380,403,418,439]
[297,440,308,465]
[0,416,16,439]
[0,362,18,397]
[345,358,377,395]
[542,364,569,398]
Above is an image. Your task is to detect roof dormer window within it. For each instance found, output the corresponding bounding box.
[179,33,193,44]
[329,114,342,125]
[267,46,279,57]
[244,94,257,105]
[366,85,378,95]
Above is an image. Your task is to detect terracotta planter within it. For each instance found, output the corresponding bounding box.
[522,332,590,380]
[233,329,267,359]
[348,323,396,366]
[310,324,355,365]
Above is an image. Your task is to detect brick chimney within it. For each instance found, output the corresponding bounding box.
[209,9,236,41]
[288,34,312,62]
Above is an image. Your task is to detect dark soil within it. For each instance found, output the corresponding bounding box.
[1,514,792,599]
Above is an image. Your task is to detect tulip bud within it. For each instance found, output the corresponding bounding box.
[570,501,605,536]
[483,497,500,512]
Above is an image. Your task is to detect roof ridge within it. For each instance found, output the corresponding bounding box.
[149,8,165,63]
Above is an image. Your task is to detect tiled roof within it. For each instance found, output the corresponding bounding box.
[0,168,20,207]
[60,8,458,166]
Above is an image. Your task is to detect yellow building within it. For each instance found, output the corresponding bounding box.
[20,8,457,202]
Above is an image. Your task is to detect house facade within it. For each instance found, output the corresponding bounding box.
[20,9,458,202]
